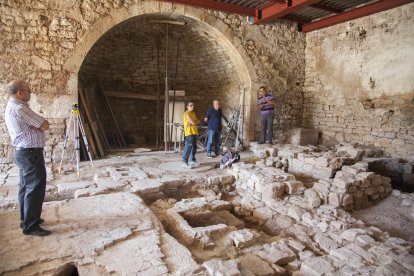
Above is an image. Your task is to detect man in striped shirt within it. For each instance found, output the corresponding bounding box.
[4,80,51,236]
[257,86,275,144]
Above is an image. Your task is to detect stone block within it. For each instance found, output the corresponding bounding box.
[330,247,365,268]
[57,181,92,198]
[229,229,260,249]
[202,259,240,276]
[356,234,376,246]
[314,232,339,253]
[329,193,353,206]
[304,189,321,208]
[285,181,305,195]
[252,207,273,220]
[341,228,367,242]
[287,206,305,221]
[374,261,413,276]
[364,186,377,195]
[239,253,274,276]
[371,175,383,186]
[332,177,353,190]
[301,256,335,276]
[258,242,297,265]
[261,182,286,201]
[289,128,319,146]
[313,181,331,196]
[287,240,306,252]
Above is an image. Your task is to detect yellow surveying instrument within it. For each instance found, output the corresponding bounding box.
[59,103,93,176]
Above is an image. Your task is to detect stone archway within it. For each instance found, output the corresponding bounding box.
[64,1,258,143]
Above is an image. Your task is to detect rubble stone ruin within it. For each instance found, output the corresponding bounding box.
[0,1,413,275]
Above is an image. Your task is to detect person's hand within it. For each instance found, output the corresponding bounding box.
[39,120,49,131]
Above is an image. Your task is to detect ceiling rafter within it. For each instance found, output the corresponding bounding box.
[310,3,343,14]
[255,0,322,24]
[301,0,414,32]
[157,0,414,32]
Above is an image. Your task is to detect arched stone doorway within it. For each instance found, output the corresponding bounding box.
[64,2,257,155]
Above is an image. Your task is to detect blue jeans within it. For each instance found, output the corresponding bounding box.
[14,149,47,231]
[206,130,221,155]
[260,113,274,143]
[182,135,197,164]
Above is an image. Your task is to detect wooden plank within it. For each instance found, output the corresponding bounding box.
[97,82,127,148]
[79,86,106,157]
[104,91,204,101]
[82,122,97,157]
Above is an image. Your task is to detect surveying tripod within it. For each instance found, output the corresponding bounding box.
[59,103,93,176]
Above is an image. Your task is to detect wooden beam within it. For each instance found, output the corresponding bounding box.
[158,0,256,16]
[255,0,322,24]
[104,91,204,101]
[301,0,414,33]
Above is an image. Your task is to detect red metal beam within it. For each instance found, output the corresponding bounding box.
[255,0,322,24]
[158,0,256,16]
[310,3,343,14]
[301,0,414,32]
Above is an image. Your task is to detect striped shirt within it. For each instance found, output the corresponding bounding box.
[4,98,46,148]
[258,94,275,115]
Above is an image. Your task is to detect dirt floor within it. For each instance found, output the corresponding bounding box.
[352,194,414,242]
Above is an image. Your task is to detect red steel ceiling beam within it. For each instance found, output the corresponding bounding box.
[255,0,322,24]
[301,0,414,32]
[158,0,256,16]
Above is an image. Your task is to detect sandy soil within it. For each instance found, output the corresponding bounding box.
[352,194,414,242]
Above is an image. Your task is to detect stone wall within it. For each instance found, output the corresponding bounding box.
[303,4,414,161]
[0,0,305,160]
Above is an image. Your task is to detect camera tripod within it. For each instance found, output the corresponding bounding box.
[58,103,93,176]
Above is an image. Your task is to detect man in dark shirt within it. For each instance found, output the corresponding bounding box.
[205,100,222,158]
[257,86,275,144]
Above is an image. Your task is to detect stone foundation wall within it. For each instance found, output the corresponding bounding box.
[303,4,414,160]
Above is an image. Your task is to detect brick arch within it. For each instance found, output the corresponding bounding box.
[63,0,258,141]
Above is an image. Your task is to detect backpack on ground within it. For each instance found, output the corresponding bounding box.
[219,150,240,169]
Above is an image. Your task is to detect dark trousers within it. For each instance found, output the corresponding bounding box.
[182,135,197,164]
[206,130,221,155]
[260,113,275,143]
[14,149,46,231]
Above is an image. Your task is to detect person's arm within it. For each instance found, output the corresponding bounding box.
[186,113,196,126]
[17,106,46,130]
[205,109,210,123]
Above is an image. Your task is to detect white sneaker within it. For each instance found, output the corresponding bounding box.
[182,163,192,169]
[189,161,200,167]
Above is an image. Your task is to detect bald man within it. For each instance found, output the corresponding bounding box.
[4,80,51,236]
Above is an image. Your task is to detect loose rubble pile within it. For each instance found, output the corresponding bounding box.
[0,144,413,275]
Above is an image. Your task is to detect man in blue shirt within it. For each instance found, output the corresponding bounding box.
[205,100,222,158]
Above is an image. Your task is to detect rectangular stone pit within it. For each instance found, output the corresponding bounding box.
[163,197,243,249]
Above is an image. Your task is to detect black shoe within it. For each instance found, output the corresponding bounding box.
[23,226,51,236]
[20,218,45,229]
[258,142,265,145]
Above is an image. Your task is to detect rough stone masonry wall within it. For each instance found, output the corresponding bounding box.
[303,4,414,161]
[0,0,305,161]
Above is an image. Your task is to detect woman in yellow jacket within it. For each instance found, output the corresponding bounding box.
[182,101,199,169]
